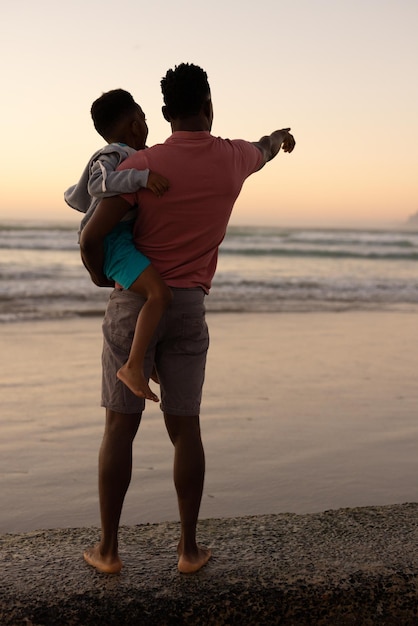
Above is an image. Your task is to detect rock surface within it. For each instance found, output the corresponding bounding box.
[1,503,418,625]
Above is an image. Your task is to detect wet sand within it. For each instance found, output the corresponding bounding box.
[1,310,417,533]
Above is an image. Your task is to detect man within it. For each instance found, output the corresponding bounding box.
[80,63,295,575]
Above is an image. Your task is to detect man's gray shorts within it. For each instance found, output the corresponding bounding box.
[101,287,209,416]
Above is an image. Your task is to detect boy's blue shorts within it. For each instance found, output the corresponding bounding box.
[103,220,150,289]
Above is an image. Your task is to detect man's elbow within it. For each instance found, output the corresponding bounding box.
[79,229,102,257]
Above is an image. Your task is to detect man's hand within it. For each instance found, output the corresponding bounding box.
[254,127,296,167]
[90,272,115,288]
[89,274,115,288]
[79,252,114,288]
[278,129,296,153]
[147,171,170,197]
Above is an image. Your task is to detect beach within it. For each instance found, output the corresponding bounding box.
[1,310,417,534]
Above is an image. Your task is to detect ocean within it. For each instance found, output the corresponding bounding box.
[1,222,418,322]
[1,221,418,532]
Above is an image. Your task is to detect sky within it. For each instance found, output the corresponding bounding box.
[1,0,417,228]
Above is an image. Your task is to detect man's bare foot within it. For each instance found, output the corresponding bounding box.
[178,546,212,574]
[117,364,159,402]
[83,545,122,574]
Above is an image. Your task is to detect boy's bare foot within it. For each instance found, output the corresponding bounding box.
[178,546,212,574]
[83,545,122,574]
[117,365,159,402]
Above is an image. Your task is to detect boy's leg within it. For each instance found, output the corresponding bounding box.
[84,408,141,574]
[117,265,172,400]
[164,412,211,574]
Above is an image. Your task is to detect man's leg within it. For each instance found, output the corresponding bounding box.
[84,408,141,574]
[164,412,211,573]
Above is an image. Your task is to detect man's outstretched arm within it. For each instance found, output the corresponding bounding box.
[253,128,295,169]
[79,196,132,287]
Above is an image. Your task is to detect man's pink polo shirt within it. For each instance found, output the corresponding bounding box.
[119,131,262,292]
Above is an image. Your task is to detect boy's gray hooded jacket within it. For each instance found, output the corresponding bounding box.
[64,143,148,235]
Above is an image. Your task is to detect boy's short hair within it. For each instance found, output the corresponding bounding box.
[91,89,138,139]
[161,63,210,120]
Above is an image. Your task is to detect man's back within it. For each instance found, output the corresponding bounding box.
[119,131,262,291]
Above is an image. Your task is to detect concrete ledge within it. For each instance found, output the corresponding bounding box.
[1,503,417,625]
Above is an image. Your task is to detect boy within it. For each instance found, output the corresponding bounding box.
[65,89,172,401]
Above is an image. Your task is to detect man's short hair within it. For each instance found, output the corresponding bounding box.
[91,89,138,139]
[161,63,210,119]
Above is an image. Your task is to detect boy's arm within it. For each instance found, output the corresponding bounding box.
[88,154,149,198]
[253,128,295,169]
[89,155,169,198]
[79,196,132,287]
